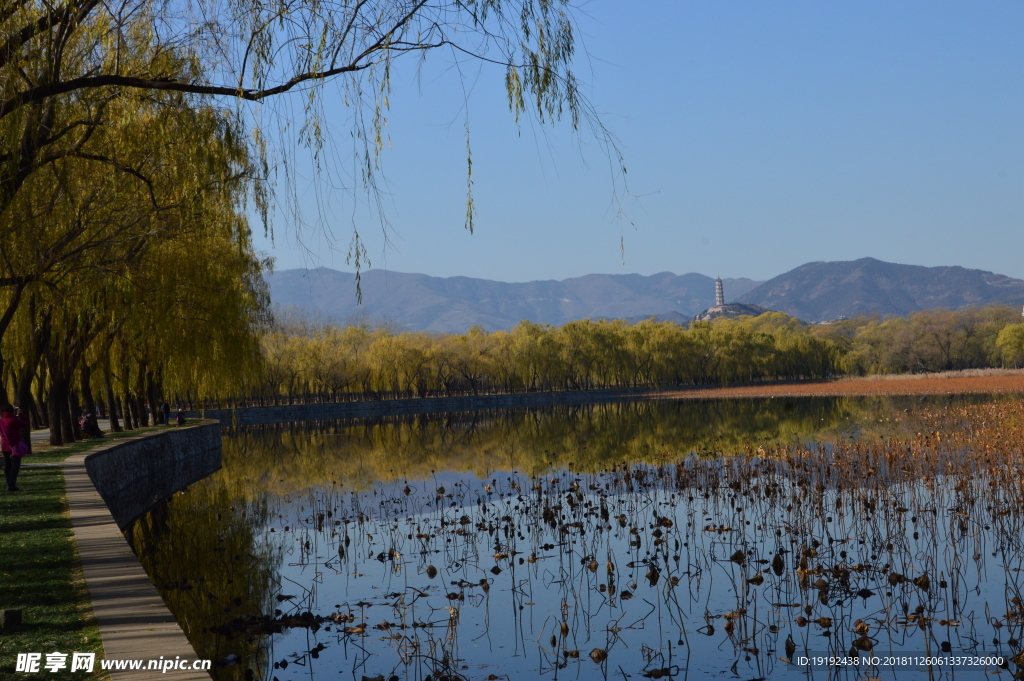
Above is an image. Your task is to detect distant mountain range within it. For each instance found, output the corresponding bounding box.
[268,258,1024,331]
[737,257,1024,321]
[269,269,761,332]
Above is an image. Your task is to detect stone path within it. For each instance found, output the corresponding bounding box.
[28,426,53,445]
[60,429,212,679]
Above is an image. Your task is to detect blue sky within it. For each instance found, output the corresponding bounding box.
[253,2,1024,283]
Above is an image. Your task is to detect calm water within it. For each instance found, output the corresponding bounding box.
[128,396,1024,681]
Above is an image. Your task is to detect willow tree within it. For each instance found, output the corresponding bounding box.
[80,103,266,440]
[103,211,269,423]
[0,31,246,400]
[1,0,619,412]
[1,0,615,263]
[0,70,268,442]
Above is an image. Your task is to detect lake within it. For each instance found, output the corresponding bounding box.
[127,395,1024,680]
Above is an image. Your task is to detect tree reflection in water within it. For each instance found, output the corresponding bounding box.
[127,487,283,680]
[129,396,1024,680]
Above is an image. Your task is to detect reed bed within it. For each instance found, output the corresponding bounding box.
[665,373,1024,399]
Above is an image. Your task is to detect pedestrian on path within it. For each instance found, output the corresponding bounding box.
[161,402,170,425]
[1,404,31,492]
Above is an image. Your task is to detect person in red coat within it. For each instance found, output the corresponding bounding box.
[1,405,30,492]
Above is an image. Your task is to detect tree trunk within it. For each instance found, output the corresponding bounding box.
[0,283,26,402]
[127,394,138,428]
[0,353,9,406]
[134,366,149,426]
[17,360,39,430]
[68,388,83,440]
[145,372,159,425]
[44,346,78,446]
[121,393,135,430]
[17,296,50,430]
[28,400,42,430]
[136,394,149,426]
[47,376,69,446]
[80,363,97,416]
[104,371,121,432]
[34,369,48,428]
[128,393,143,428]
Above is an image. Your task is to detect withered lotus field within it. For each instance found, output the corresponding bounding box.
[129,396,1024,680]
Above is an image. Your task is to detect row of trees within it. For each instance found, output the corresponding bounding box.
[251,305,1024,404]
[0,30,270,443]
[0,80,270,442]
[815,306,1024,374]
[254,312,842,403]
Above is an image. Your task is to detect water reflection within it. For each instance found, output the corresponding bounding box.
[127,487,283,676]
[208,397,902,496]
[129,396,1024,680]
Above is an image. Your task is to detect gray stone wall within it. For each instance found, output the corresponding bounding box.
[187,387,661,426]
[83,424,222,530]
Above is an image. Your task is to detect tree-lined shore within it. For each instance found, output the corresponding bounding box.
[249,305,1024,405]
[5,0,1024,445]
[0,80,268,444]
[6,240,1024,442]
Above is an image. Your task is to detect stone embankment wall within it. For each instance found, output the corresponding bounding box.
[84,424,222,530]
[188,387,662,426]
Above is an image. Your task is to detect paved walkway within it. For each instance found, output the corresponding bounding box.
[60,429,212,679]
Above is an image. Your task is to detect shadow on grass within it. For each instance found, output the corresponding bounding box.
[0,516,73,533]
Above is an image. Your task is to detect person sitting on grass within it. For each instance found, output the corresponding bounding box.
[79,410,104,439]
[1,405,30,492]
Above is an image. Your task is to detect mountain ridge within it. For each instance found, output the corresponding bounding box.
[736,257,1024,321]
[268,268,761,332]
[269,259,1024,332]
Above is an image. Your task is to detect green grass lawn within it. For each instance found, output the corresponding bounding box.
[0,467,105,680]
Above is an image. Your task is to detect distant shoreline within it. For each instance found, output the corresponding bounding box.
[661,369,1024,400]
